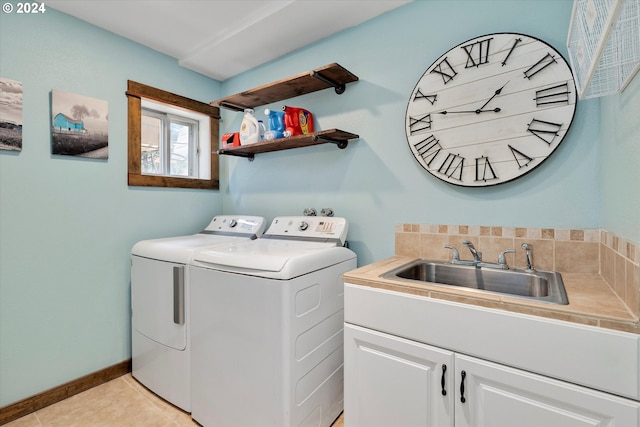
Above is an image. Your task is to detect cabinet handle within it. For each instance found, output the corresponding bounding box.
[441,364,447,396]
[460,370,466,403]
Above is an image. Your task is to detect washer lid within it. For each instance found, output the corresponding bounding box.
[193,238,344,273]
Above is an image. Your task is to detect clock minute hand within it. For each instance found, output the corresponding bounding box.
[439,107,501,115]
[478,81,509,111]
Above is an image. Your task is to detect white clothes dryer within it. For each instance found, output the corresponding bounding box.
[131,215,265,412]
[190,216,357,427]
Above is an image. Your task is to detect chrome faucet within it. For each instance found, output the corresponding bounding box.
[521,243,535,272]
[445,241,516,270]
[462,240,482,263]
[444,245,475,266]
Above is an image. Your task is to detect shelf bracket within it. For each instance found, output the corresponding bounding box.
[310,70,346,94]
[218,151,255,161]
[218,101,249,112]
[313,135,349,149]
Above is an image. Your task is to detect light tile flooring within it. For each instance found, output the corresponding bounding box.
[5,374,345,427]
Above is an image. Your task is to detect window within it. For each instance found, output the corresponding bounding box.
[141,103,200,177]
[127,80,219,189]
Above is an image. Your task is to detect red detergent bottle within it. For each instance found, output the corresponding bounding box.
[282,106,314,136]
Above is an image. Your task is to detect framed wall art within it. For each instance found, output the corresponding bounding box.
[0,77,23,152]
[51,89,109,159]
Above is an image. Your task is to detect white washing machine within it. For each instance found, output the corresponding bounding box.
[131,215,266,412]
[190,216,357,427]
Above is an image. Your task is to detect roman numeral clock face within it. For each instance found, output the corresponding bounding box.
[405,33,577,187]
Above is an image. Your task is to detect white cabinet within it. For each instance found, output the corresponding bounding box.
[344,293,640,427]
[456,354,640,427]
[344,283,640,400]
[345,324,454,427]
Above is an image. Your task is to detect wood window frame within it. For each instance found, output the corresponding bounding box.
[126,80,220,190]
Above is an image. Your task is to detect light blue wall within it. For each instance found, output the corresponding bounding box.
[0,8,221,405]
[1,0,637,411]
[220,0,603,265]
[600,76,640,243]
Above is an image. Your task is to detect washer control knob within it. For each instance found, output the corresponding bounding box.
[229,219,238,228]
[298,221,309,231]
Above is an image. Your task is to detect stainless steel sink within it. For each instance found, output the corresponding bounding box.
[381,260,569,305]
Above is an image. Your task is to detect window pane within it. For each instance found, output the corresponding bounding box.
[170,122,189,177]
[141,114,162,174]
[141,104,200,179]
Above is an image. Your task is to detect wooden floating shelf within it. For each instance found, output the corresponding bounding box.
[213,63,359,160]
[211,63,359,111]
[218,129,359,160]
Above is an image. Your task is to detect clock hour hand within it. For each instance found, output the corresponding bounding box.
[439,107,501,115]
[478,81,509,111]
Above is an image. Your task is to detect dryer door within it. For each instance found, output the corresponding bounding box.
[132,256,187,350]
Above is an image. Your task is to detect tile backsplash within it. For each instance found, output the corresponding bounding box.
[395,224,640,317]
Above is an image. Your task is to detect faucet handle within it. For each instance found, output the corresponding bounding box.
[444,245,460,262]
[498,249,515,266]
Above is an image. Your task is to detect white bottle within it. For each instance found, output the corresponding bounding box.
[240,109,260,145]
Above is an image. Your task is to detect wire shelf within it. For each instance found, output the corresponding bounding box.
[567,0,640,99]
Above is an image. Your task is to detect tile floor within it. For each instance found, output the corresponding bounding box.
[5,374,345,427]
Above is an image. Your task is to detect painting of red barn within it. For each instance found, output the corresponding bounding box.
[51,89,108,159]
[0,77,23,152]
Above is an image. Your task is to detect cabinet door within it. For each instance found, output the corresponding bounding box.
[455,354,640,427]
[344,324,454,427]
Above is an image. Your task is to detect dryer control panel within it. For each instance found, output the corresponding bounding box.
[203,215,266,236]
[266,216,349,245]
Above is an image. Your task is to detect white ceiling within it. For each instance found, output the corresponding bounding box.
[47,0,412,81]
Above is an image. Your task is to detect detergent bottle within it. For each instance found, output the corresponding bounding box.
[239,109,260,145]
[263,108,286,140]
[282,106,314,136]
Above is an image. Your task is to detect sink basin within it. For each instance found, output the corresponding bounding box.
[381,260,569,305]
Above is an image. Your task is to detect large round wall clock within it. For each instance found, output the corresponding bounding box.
[405,32,577,187]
